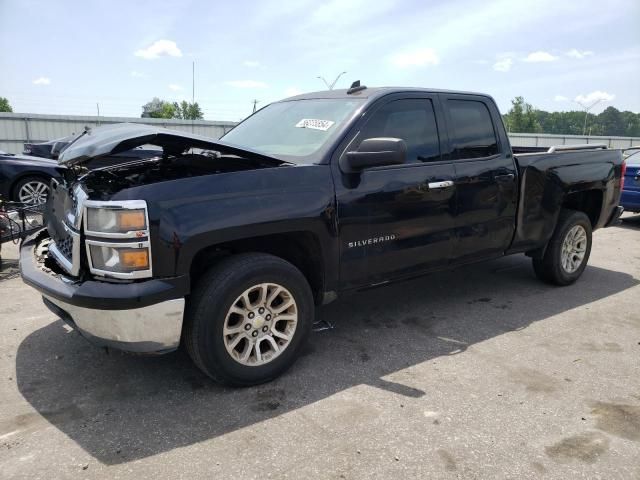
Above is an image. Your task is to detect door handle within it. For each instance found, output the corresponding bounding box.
[428,180,454,189]
[494,173,515,183]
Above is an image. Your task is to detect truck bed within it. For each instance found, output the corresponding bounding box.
[510,146,624,254]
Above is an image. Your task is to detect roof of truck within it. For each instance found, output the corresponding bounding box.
[282,86,490,101]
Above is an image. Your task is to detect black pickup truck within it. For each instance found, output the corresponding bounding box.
[20,86,625,386]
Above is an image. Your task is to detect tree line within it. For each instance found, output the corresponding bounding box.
[140,98,204,120]
[503,96,640,137]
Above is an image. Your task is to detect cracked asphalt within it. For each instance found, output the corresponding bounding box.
[1,215,639,479]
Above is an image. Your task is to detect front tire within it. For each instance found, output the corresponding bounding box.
[532,209,592,286]
[184,253,314,386]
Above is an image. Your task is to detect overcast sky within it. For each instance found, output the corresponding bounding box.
[1,0,638,120]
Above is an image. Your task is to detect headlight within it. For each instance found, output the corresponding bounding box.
[88,244,150,273]
[84,200,152,279]
[86,207,147,234]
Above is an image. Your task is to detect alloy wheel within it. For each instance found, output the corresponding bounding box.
[560,225,587,273]
[223,283,298,366]
[18,181,49,204]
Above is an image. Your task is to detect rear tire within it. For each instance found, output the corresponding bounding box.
[532,209,592,286]
[183,253,314,386]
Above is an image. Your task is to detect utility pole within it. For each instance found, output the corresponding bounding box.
[574,99,603,136]
[252,99,260,113]
[96,103,100,125]
[192,61,195,104]
[317,72,347,90]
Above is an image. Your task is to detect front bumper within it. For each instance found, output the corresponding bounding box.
[20,230,189,353]
[42,295,184,353]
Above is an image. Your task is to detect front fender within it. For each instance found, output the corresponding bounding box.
[114,165,339,290]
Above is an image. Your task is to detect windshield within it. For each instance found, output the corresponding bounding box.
[221,98,364,163]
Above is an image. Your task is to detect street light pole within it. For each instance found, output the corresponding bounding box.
[317,72,347,90]
[574,99,603,136]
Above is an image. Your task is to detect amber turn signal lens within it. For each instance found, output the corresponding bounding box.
[119,249,149,269]
[117,210,146,231]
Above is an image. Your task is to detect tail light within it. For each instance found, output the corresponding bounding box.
[620,161,626,190]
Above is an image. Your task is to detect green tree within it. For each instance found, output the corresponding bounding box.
[141,98,203,119]
[0,96,13,112]
[620,111,640,137]
[503,96,541,133]
[141,98,177,118]
[504,96,640,136]
[172,101,204,120]
[596,107,625,136]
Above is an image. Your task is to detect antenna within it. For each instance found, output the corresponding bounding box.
[252,99,260,113]
[347,80,367,94]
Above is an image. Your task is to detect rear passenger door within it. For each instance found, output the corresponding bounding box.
[440,95,518,263]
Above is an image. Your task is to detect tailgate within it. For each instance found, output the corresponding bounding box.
[624,163,640,191]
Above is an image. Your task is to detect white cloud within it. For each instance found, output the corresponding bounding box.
[134,40,182,59]
[574,90,615,105]
[566,49,594,59]
[390,48,439,68]
[493,58,513,72]
[32,77,51,85]
[284,87,302,97]
[168,84,183,91]
[226,80,268,88]
[243,60,260,67]
[523,51,559,62]
[130,70,144,78]
[554,95,569,102]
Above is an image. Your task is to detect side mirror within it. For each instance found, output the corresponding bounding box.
[345,137,406,171]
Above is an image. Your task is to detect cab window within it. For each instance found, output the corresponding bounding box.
[446,100,499,159]
[358,99,441,163]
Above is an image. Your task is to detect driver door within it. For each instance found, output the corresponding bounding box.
[332,94,457,289]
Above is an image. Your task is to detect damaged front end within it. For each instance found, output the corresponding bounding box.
[20,123,291,353]
[45,122,289,279]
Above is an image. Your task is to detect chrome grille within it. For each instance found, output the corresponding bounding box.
[47,183,87,276]
[56,236,74,260]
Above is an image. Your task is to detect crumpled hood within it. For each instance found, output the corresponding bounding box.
[57,123,284,167]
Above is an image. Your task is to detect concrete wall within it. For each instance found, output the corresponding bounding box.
[0,113,237,154]
[1,113,639,155]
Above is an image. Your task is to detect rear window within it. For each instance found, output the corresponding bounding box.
[446,100,499,159]
[626,151,640,165]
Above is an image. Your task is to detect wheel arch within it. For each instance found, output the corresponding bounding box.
[10,172,54,200]
[188,231,327,305]
[561,189,604,228]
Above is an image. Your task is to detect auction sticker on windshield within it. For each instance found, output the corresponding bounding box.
[295,119,335,131]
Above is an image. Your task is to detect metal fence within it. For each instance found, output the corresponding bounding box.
[508,132,640,150]
[1,113,639,155]
[0,113,237,154]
